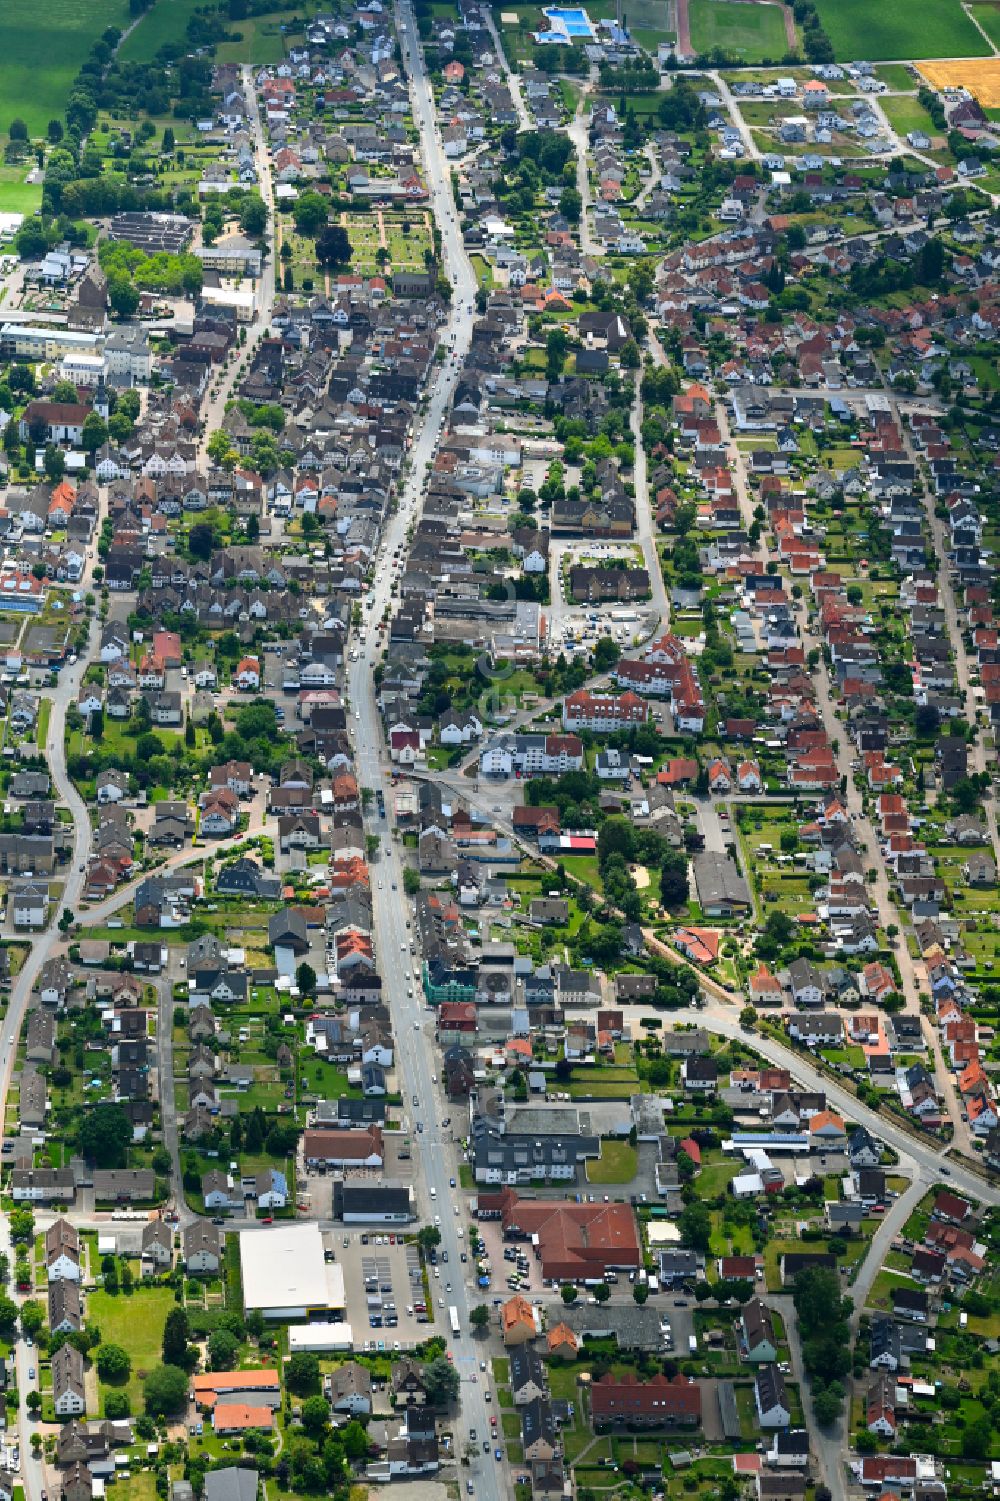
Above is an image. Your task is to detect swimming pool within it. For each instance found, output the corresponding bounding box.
[542,5,598,37]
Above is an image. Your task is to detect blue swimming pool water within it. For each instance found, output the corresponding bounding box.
[544,5,597,34]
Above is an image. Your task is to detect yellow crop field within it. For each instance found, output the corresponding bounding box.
[918,56,1000,106]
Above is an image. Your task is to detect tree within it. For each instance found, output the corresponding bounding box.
[593,1282,611,1304]
[48,119,64,143]
[206,430,237,470]
[558,185,582,223]
[293,192,329,237]
[96,1344,131,1381]
[812,1388,842,1427]
[162,125,175,153]
[108,411,134,444]
[108,276,140,319]
[20,1299,44,1336]
[422,1355,461,1406]
[295,962,317,996]
[678,1202,711,1254]
[143,1364,188,1417]
[189,522,221,564]
[161,1306,190,1367]
[469,1304,490,1330]
[0,1297,16,1336]
[962,1418,991,1460]
[105,1391,130,1419]
[592,636,620,671]
[9,119,27,142]
[286,1352,321,1395]
[10,1208,34,1242]
[403,867,421,895]
[316,224,352,268]
[301,1394,330,1435]
[82,412,108,456]
[341,1419,370,1461]
[26,1391,41,1416]
[240,194,268,237]
[207,1329,239,1369]
[44,444,65,483]
[633,1282,648,1304]
[660,850,689,907]
[417,1225,441,1252]
[78,1105,132,1167]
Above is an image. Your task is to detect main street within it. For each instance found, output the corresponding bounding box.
[345,1,498,1495]
[195,64,276,463]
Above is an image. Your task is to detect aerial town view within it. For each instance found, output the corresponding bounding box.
[0,0,998,1499]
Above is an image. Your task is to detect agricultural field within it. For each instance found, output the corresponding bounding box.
[688,0,791,61]
[0,0,131,140]
[812,0,990,60]
[919,56,1000,106]
[969,3,1000,47]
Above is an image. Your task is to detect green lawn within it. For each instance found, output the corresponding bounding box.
[0,163,42,216]
[585,1140,638,1184]
[117,0,205,61]
[35,698,51,750]
[688,0,791,60]
[215,15,290,64]
[87,1285,176,1414]
[0,0,132,139]
[812,0,990,57]
[111,1477,157,1501]
[881,94,939,139]
[561,856,603,893]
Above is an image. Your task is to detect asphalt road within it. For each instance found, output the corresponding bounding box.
[343,4,498,1495]
[196,66,276,463]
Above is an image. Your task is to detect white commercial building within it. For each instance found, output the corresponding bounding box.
[239,1223,345,1320]
[288,1322,354,1352]
[59,352,107,388]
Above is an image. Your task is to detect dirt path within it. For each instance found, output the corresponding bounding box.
[676,0,692,56]
[780,1,796,48]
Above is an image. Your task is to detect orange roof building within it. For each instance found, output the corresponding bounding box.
[213,1403,275,1434]
[546,1322,579,1359]
[192,1370,280,1408]
[501,1294,538,1346]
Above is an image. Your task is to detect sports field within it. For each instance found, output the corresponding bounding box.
[812,0,990,60]
[0,0,131,139]
[919,56,1000,106]
[688,0,790,60]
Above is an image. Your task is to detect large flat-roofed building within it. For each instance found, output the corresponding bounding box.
[239,1223,345,1320]
[1,324,102,362]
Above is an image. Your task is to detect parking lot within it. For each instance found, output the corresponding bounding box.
[336,1232,430,1350]
[474,1220,544,1296]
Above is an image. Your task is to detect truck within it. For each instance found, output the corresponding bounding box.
[688,1334,698,1354]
